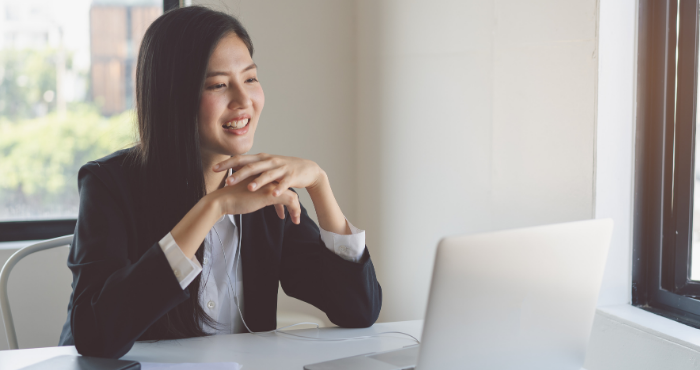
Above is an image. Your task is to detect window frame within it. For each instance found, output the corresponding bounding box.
[0,0,176,242]
[633,0,700,328]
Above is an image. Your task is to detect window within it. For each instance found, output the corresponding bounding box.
[633,0,700,327]
[0,0,176,242]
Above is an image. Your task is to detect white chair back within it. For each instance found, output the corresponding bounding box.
[0,235,73,349]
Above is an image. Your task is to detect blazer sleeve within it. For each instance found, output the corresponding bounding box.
[278,201,382,328]
[67,165,189,358]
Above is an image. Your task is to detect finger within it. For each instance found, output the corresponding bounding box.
[227,157,281,186]
[213,153,269,172]
[283,190,301,224]
[250,165,288,192]
[274,177,293,197]
[274,203,286,220]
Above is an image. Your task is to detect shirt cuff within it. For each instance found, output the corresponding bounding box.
[319,219,366,263]
[158,232,202,290]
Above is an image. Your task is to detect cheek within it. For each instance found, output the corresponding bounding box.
[252,87,265,114]
[198,94,224,145]
[199,94,220,122]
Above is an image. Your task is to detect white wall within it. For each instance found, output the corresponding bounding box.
[594,0,636,309]
[357,0,599,322]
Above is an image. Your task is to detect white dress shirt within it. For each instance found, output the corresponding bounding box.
[158,213,365,334]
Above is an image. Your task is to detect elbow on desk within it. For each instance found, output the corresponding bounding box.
[73,325,134,359]
[71,313,134,359]
[330,312,378,329]
[74,335,132,359]
[329,298,381,328]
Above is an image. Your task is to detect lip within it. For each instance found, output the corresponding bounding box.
[222,116,251,136]
[223,115,251,125]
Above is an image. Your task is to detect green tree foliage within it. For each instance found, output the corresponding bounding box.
[0,48,135,219]
[0,105,136,218]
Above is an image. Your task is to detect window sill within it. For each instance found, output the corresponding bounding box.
[596,304,700,352]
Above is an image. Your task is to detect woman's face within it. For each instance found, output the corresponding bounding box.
[198,33,264,159]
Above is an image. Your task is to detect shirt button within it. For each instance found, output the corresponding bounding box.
[173,269,181,278]
[339,245,348,253]
[203,257,209,265]
[207,300,216,309]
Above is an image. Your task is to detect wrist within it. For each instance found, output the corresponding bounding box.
[201,192,225,219]
[307,169,329,195]
[171,193,224,259]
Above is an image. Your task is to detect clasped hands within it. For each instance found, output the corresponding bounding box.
[210,153,326,225]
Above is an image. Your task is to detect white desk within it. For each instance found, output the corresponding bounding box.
[0,320,423,370]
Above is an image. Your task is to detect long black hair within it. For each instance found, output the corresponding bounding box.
[129,6,254,338]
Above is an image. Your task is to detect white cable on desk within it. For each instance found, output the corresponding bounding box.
[211,213,420,345]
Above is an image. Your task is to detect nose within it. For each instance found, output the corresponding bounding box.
[227,80,252,110]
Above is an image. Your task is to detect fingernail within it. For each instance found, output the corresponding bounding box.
[213,165,220,171]
[274,190,280,196]
[250,182,257,190]
[227,177,235,184]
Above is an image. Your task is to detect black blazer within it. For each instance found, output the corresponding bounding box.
[58,149,382,358]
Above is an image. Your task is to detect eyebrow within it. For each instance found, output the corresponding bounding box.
[206,63,257,78]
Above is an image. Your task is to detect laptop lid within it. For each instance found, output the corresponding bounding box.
[416,219,613,370]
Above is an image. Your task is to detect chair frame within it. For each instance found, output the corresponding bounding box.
[0,235,73,349]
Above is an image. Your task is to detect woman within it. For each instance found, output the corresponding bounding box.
[58,6,381,358]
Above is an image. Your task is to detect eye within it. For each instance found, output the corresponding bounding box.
[208,83,226,90]
[246,77,259,83]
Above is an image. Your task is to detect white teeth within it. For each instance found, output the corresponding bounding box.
[225,119,249,129]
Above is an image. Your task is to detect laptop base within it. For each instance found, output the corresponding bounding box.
[303,345,419,370]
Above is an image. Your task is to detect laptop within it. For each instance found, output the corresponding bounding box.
[304,219,613,370]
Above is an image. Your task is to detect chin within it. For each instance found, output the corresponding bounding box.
[220,138,253,156]
[227,145,253,156]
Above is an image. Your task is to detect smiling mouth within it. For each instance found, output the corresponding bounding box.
[223,118,250,129]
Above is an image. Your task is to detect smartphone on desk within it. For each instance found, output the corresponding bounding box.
[19,355,140,370]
